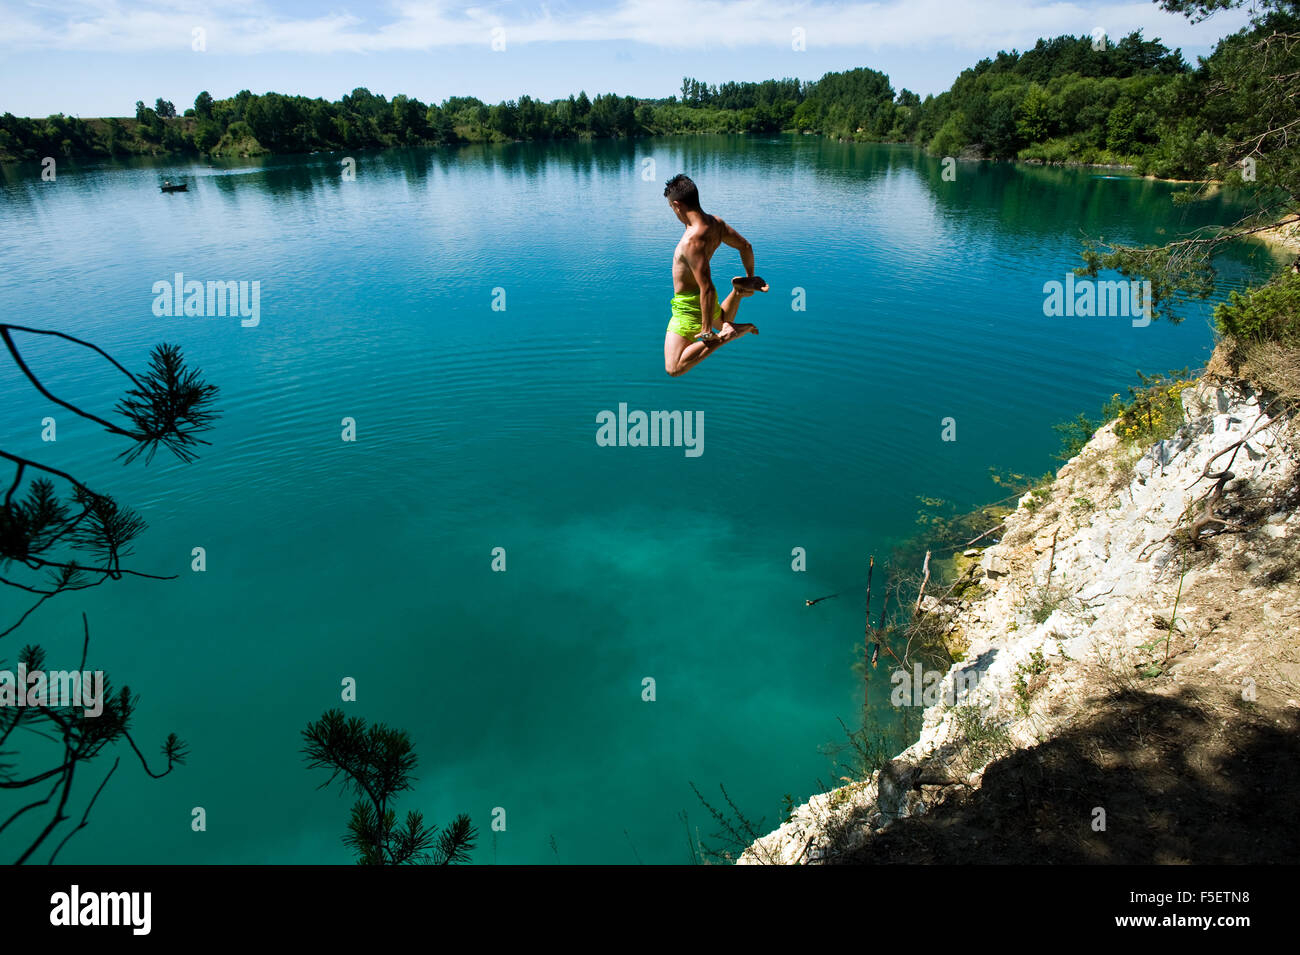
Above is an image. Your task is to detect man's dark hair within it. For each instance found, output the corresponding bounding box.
[664,173,700,210]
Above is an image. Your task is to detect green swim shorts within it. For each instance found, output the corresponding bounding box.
[667,292,722,339]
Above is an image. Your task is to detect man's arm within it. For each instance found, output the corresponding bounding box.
[719,218,755,277]
[686,238,717,326]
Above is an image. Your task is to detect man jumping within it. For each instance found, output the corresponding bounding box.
[662,173,767,377]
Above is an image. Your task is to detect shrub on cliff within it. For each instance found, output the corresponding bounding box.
[1214,270,1300,407]
[1215,270,1300,347]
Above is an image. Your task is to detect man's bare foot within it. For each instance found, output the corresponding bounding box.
[733,276,770,294]
[719,322,758,341]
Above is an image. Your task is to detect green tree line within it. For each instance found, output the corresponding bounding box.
[0,12,1294,183]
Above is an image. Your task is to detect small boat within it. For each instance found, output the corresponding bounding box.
[160,181,188,193]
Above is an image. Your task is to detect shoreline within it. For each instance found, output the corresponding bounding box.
[0,127,1237,183]
[1250,219,1300,254]
[742,366,1300,864]
[0,128,1266,202]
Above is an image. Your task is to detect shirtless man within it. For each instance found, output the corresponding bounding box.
[663,173,767,377]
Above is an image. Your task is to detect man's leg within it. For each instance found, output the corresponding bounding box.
[716,288,758,337]
[665,289,757,377]
[665,329,723,377]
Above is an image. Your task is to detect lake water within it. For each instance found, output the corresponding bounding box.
[0,136,1280,864]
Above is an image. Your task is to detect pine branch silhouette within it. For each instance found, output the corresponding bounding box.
[1,326,214,861]
[302,709,476,865]
[1,327,220,627]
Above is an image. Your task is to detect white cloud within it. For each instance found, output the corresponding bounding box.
[0,0,1253,55]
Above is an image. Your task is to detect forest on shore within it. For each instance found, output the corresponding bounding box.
[0,10,1292,181]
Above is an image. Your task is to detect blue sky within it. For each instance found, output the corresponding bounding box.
[0,1,1254,117]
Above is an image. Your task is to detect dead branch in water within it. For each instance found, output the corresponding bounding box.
[913,550,932,614]
[864,555,874,708]
[962,523,1005,549]
[864,556,874,635]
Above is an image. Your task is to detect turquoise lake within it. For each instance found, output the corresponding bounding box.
[0,136,1282,863]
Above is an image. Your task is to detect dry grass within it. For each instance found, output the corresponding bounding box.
[1208,333,1300,414]
[1203,338,1241,381]
[1241,340,1300,412]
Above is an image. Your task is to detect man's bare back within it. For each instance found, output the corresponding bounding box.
[662,173,768,376]
[672,212,763,339]
[671,214,727,296]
